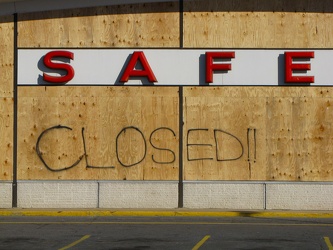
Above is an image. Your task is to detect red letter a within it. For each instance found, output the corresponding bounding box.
[120,51,157,83]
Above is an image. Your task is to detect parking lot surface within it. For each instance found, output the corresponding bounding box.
[0,214,332,249]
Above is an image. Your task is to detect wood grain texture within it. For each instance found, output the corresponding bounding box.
[18,2,179,48]
[184,87,333,181]
[18,86,179,180]
[184,0,333,48]
[0,16,14,181]
[0,16,14,96]
[0,97,13,181]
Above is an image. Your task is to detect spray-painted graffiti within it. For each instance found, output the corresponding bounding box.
[36,125,177,172]
[187,128,244,161]
[36,125,257,171]
[186,128,257,162]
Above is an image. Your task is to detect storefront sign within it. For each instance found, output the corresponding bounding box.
[18,49,333,86]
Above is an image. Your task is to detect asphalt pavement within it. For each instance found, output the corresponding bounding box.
[0,209,332,249]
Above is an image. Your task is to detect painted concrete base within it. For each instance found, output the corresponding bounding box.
[14,181,333,210]
[184,182,333,210]
[99,181,178,208]
[0,182,12,208]
[17,181,178,209]
[17,181,98,208]
[266,183,333,210]
[183,182,264,209]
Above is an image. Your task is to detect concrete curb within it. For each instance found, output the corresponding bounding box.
[0,209,333,218]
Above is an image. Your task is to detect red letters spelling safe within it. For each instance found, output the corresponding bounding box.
[42,50,315,85]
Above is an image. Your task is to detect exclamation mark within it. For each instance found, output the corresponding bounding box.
[247,128,257,179]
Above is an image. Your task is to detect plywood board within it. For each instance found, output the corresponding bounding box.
[0,16,14,96]
[18,86,179,180]
[0,16,14,181]
[0,97,14,181]
[184,87,333,181]
[18,2,179,48]
[184,0,333,48]
[184,87,266,180]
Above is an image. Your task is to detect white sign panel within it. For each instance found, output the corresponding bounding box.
[18,49,333,86]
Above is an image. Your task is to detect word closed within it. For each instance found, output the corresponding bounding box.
[36,125,257,172]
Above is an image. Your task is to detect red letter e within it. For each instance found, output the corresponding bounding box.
[285,51,314,83]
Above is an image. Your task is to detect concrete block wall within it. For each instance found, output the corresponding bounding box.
[2,181,332,210]
[17,181,98,208]
[183,182,265,209]
[16,181,178,209]
[0,182,12,208]
[99,181,178,208]
[184,182,333,211]
[266,183,333,210]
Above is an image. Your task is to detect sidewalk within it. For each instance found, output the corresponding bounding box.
[0,208,333,218]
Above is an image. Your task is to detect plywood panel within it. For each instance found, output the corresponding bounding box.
[0,97,14,181]
[184,87,266,180]
[266,96,295,180]
[18,86,179,180]
[184,87,333,181]
[0,16,14,95]
[184,0,333,48]
[264,88,333,180]
[18,85,333,181]
[0,16,14,181]
[18,2,179,48]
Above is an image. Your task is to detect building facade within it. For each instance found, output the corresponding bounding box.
[0,0,333,210]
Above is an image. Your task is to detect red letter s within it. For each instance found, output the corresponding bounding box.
[43,51,75,84]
